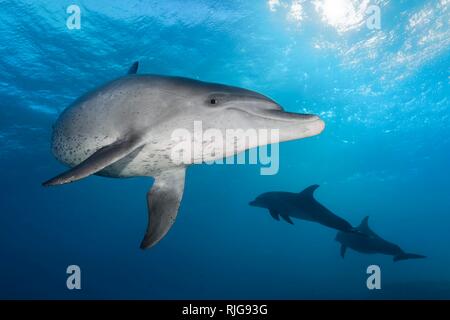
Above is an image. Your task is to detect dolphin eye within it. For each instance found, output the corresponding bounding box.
[206,94,226,107]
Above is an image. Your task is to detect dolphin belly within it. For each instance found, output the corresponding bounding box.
[343,234,389,254]
[98,144,176,177]
[348,243,379,254]
[292,209,316,221]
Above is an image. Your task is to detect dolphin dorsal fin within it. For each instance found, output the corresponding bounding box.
[357,216,379,238]
[298,184,320,199]
[358,216,370,232]
[127,61,139,75]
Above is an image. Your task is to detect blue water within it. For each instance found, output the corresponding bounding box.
[0,0,449,299]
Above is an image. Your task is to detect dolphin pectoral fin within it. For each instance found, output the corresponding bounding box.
[42,135,143,186]
[269,209,280,221]
[127,61,139,74]
[280,214,294,225]
[140,167,186,249]
[340,245,347,258]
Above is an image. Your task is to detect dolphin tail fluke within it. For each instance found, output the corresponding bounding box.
[140,167,186,249]
[393,253,426,262]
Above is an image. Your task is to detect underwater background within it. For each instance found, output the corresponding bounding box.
[0,0,449,299]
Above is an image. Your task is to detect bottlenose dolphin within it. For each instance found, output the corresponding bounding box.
[249,184,358,233]
[335,216,426,262]
[43,62,325,249]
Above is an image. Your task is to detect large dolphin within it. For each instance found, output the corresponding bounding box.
[43,62,325,249]
[335,216,426,262]
[249,184,359,233]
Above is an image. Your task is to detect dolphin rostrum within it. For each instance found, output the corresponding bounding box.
[43,62,325,249]
[249,184,359,233]
[335,216,426,262]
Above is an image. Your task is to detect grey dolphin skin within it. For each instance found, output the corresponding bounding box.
[42,62,325,249]
[249,184,358,233]
[335,216,426,262]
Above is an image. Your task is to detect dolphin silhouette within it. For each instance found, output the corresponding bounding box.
[249,184,359,233]
[335,216,426,262]
[43,62,325,249]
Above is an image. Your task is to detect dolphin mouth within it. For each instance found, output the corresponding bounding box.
[229,107,325,137]
[229,107,321,123]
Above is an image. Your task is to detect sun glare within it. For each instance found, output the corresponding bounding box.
[313,0,369,33]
